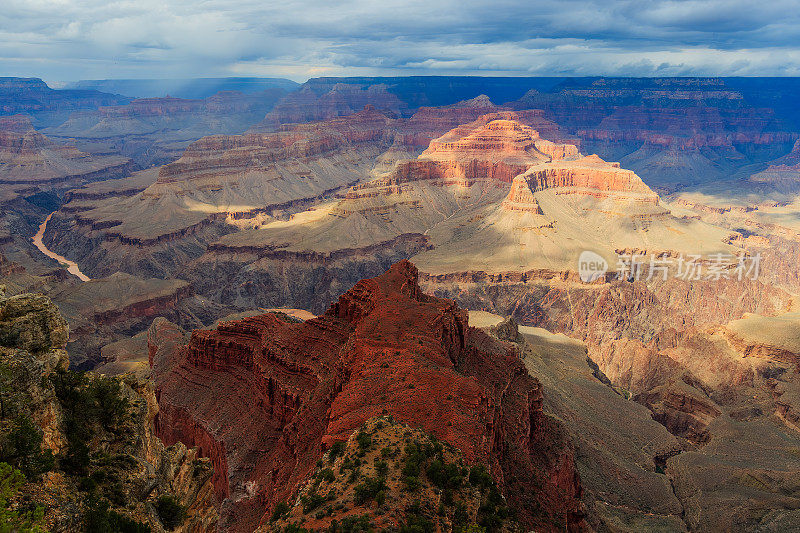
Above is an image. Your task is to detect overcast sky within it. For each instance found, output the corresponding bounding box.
[3,0,800,83]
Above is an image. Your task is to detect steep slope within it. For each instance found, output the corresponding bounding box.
[0,290,217,531]
[150,261,586,532]
[265,416,523,532]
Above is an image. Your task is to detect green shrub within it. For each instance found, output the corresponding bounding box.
[1,415,54,477]
[317,468,335,483]
[329,514,373,532]
[402,475,420,492]
[301,489,326,514]
[453,502,469,528]
[468,465,492,489]
[476,486,508,531]
[83,497,149,533]
[374,460,388,478]
[328,441,346,463]
[399,501,434,533]
[356,431,371,451]
[353,476,386,505]
[426,458,462,490]
[155,494,186,530]
[0,462,45,532]
[271,502,290,521]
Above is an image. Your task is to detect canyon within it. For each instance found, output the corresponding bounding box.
[4,75,800,531]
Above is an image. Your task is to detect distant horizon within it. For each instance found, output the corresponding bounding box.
[4,0,800,83]
[22,74,800,91]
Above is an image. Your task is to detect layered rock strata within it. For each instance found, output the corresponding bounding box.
[151,261,586,532]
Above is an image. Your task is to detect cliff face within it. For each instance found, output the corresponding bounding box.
[0,290,218,532]
[151,261,586,532]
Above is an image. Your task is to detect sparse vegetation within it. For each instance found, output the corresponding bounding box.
[0,462,45,532]
[278,418,515,532]
[271,502,290,521]
[155,494,187,530]
[83,496,150,533]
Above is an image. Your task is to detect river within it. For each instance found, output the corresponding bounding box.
[32,212,91,282]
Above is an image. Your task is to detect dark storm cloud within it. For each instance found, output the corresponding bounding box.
[1,0,799,82]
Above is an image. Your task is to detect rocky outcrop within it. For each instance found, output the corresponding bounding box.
[0,293,69,451]
[151,261,586,532]
[266,416,523,532]
[0,290,218,531]
[390,112,580,186]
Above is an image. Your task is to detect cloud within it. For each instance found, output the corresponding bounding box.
[1,0,799,82]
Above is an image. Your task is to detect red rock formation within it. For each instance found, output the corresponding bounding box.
[390,112,581,186]
[151,261,586,532]
[397,96,578,150]
[519,155,660,202]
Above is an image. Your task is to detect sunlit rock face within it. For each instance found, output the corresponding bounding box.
[151,260,586,532]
